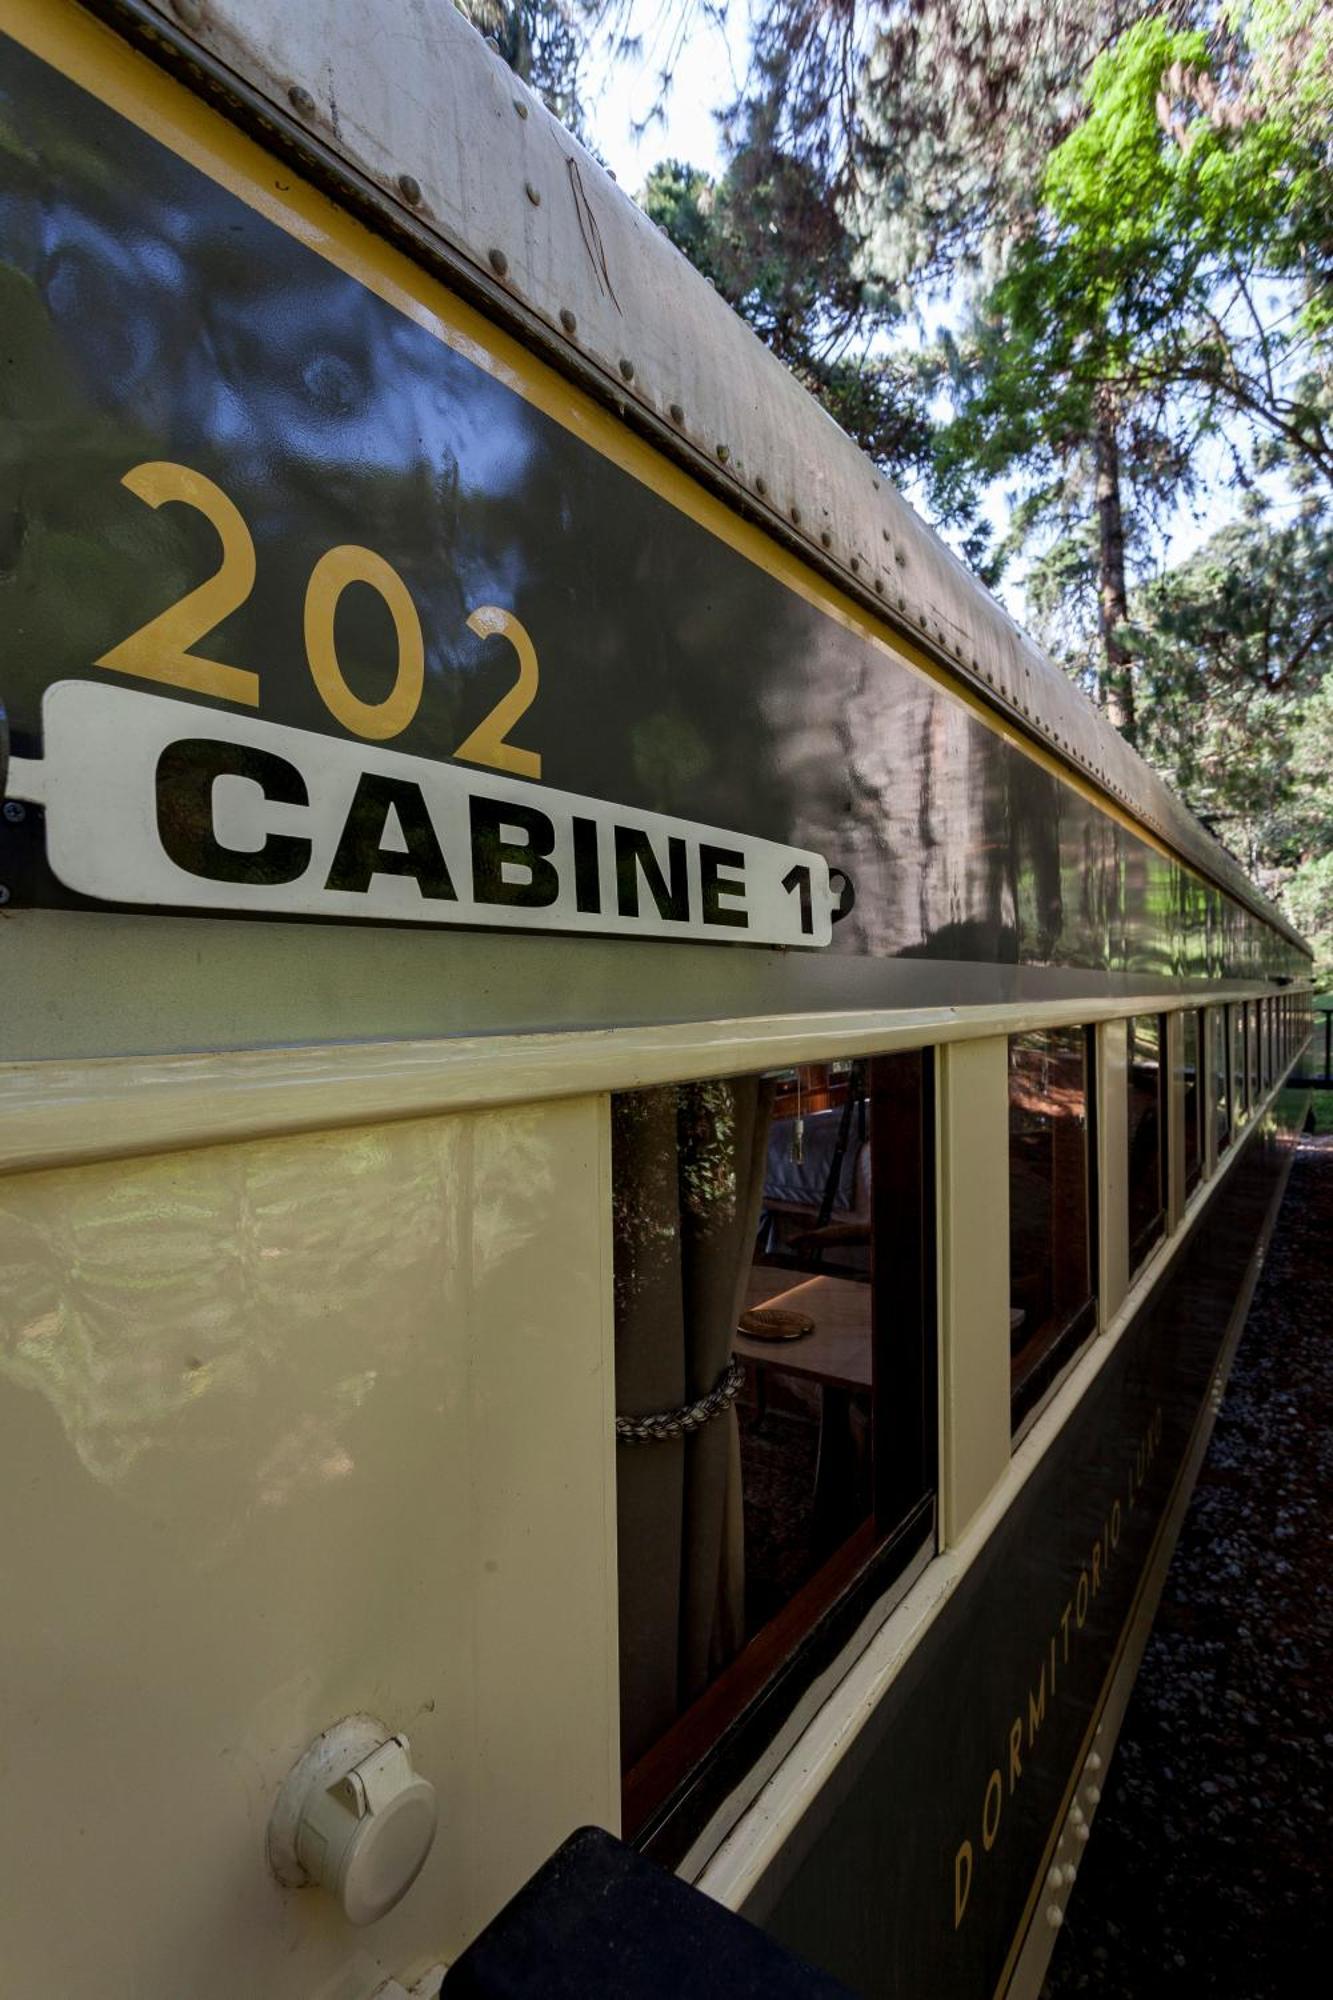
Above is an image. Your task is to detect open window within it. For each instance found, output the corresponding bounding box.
[1008,1026,1096,1428]
[611,1052,936,1857]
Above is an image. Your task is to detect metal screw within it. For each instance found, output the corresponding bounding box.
[3,801,24,823]
[171,0,204,26]
[288,84,315,116]
[850,556,860,573]
[618,357,635,381]
[488,247,509,277]
[715,443,730,463]
[669,401,685,424]
[790,505,801,525]
[397,173,422,206]
[525,181,541,206]
[874,577,884,594]
[559,307,577,334]
[882,527,890,542]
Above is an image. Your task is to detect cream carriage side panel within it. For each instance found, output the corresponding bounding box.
[0,1094,617,1997]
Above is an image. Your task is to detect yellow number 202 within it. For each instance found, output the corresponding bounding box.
[98,460,541,776]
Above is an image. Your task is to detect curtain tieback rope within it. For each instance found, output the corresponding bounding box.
[615,1357,746,1445]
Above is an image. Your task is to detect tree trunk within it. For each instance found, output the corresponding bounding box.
[1094,391,1137,746]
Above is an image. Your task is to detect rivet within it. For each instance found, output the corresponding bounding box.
[755,476,767,496]
[171,0,204,26]
[488,247,509,277]
[820,530,831,548]
[882,527,890,542]
[3,800,25,823]
[669,401,684,424]
[618,357,635,381]
[790,505,801,525]
[874,577,883,594]
[397,173,422,207]
[287,83,316,116]
[872,478,880,491]
[850,556,860,573]
[895,549,906,566]
[525,181,541,206]
[716,443,730,462]
[513,97,529,119]
[559,307,577,334]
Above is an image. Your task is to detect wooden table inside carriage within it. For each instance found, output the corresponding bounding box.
[733,1266,872,1389]
[733,1266,871,1548]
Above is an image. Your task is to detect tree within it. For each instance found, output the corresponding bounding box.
[639,153,936,484]
[457,0,590,137]
[933,15,1332,738]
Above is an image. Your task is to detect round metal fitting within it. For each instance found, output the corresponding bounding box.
[512,97,529,119]
[820,530,831,549]
[755,476,767,496]
[525,181,541,206]
[668,402,685,424]
[790,505,801,525]
[850,556,860,573]
[559,307,577,335]
[487,247,509,277]
[618,357,635,382]
[874,577,883,594]
[715,443,730,463]
[3,800,25,823]
[287,84,316,117]
[170,0,205,26]
[396,173,422,207]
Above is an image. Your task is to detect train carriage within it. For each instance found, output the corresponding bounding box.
[0,3,1316,1995]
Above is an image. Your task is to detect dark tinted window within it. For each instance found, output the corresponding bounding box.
[1181,1009,1202,1195]
[611,1053,935,1852]
[1214,1008,1232,1157]
[1009,1027,1095,1426]
[1127,1014,1166,1276]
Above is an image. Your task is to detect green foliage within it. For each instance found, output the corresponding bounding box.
[639,153,936,484]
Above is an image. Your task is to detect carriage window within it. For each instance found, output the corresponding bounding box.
[1181,1009,1202,1195]
[1249,1001,1262,1103]
[1214,1008,1232,1156]
[611,1052,935,1850]
[1127,1015,1166,1278]
[1009,1027,1096,1427]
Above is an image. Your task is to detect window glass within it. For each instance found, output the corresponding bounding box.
[1009,1027,1095,1425]
[1231,1004,1247,1123]
[1181,1008,1202,1194]
[1248,1001,1261,1105]
[1214,1008,1232,1157]
[1127,1015,1166,1275]
[611,1052,935,1845]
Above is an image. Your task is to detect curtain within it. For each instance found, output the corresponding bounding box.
[612,1074,775,1771]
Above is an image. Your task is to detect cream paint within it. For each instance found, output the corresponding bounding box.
[0,1096,617,1998]
[1097,1019,1130,1331]
[0,982,1304,1181]
[937,1036,1012,1544]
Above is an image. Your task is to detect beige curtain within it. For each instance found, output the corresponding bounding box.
[612,1075,775,1770]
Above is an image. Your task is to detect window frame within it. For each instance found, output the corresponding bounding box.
[614,1047,939,1865]
[1127,1011,1168,1281]
[1008,1023,1099,1435]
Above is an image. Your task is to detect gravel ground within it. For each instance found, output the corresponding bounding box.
[1042,1130,1333,1998]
